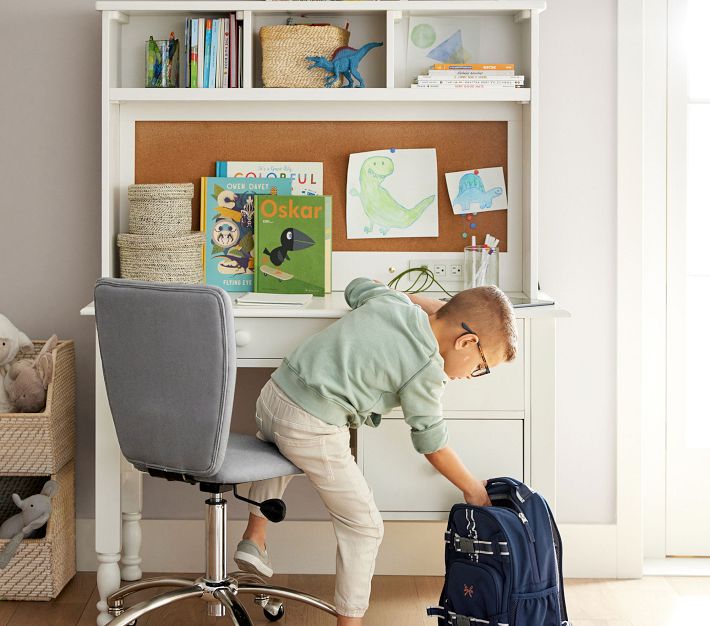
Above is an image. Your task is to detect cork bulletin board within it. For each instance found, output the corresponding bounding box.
[135,121,508,252]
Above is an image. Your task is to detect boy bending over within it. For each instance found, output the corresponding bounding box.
[235,278,517,625]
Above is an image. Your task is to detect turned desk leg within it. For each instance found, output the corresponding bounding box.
[121,459,143,581]
[95,341,123,625]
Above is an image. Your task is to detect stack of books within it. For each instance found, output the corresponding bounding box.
[201,161,332,297]
[412,64,524,89]
[182,15,243,88]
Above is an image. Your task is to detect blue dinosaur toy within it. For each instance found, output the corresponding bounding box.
[452,171,503,212]
[306,41,383,88]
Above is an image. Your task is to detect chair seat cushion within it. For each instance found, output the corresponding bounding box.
[203,433,301,484]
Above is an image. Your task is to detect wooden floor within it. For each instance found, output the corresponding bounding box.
[1,573,709,626]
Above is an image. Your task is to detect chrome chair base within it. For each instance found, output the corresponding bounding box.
[104,496,337,625]
[106,573,338,626]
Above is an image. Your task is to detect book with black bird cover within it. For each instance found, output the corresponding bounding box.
[254,195,332,297]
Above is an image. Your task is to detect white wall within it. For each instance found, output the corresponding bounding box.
[540,0,617,524]
[0,0,618,528]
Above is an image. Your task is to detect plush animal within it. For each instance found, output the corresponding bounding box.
[0,480,59,568]
[0,314,33,370]
[3,335,57,413]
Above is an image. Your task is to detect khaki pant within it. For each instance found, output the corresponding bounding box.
[248,379,384,618]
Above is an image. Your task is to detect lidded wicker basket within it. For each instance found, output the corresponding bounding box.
[117,231,204,283]
[260,25,350,88]
[128,183,193,236]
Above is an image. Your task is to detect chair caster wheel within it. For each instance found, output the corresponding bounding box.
[264,604,285,622]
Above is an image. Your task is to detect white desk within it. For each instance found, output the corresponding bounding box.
[81,292,567,625]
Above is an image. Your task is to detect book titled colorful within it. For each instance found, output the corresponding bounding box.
[201,177,292,292]
[254,195,332,297]
[216,161,323,196]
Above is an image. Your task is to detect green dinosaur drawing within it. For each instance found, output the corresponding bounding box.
[350,156,435,235]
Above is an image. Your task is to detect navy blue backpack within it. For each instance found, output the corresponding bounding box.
[427,477,570,626]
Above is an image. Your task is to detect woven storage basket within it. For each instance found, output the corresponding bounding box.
[0,341,75,475]
[117,231,204,283]
[0,462,75,600]
[260,25,350,88]
[128,183,193,236]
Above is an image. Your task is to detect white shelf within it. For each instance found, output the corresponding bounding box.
[98,1,546,17]
[109,86,531,103]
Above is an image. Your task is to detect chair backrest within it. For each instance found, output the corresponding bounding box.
[94,278,236,479]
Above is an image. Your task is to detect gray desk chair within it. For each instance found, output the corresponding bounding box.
[94,278,337,626]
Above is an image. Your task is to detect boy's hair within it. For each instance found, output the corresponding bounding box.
[436,286,518,361]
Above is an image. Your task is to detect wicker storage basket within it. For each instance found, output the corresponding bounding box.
[0,341,75,475]
[128,183,194,236]
[260,25,350,88]
[0,462,75,600]
[117,231,204,283]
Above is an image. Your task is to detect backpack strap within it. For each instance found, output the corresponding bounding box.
[426,607,510,626]
[445,531,509,557]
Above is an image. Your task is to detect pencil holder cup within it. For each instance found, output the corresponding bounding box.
[463,246,499,289]
[145,36,179,87]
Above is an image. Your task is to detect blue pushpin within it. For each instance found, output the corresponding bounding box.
[389,148,396,153]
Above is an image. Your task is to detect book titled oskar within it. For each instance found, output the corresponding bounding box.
[254,195,332,297]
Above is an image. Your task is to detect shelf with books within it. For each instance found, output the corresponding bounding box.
[102,1,540,91]
[108,86,531,102]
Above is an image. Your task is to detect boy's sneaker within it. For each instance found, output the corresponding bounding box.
[234,539,273,578]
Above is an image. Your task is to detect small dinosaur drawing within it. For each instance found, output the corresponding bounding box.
[350,156,435,236]
[306,42,383,88]
[452,172,503,212]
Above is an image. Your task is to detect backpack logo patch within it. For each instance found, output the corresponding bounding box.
[463,584,475,598]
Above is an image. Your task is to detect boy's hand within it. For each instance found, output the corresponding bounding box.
[464,480,492,507]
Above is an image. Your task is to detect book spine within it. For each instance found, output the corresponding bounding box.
[253,196,261,293]
[190,20,198,88]
[416,79,522,87]
[223,18,230,88]
[204,18,212,88]
[229,13,237,87]
[412,83,521,89]
[417,77,524,86]
[426,70,516,77]
[215,161,225,176]
[215,19,222,88]
[197,19,204,88]
[238,22,243,87]
[433,63,515,71]
[201,177,207,281]
[209,19,218,88]
[186,20,190,87]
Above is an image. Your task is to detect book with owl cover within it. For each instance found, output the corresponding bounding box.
[201,177,292,292]
[254,195,332,297]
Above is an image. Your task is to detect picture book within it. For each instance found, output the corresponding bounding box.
[201,177,292,292]
[215,161,323,196]
[254,195,332,297]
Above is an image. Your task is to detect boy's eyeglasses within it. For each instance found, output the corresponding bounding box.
[460,322,491,378]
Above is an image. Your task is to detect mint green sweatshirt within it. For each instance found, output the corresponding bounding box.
[272,277,449,454]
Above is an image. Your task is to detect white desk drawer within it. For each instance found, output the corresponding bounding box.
[362,418,523,512]
[441,319,525,412]
[234,318,334,360]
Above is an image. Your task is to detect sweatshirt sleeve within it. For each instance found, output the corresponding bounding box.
[398,360,449,454]
[344,277,409,310]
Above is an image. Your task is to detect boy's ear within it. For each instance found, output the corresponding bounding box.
[454,333,478,351]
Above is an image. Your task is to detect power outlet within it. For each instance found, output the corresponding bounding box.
[408,258,465,287]
[433,264,447,277]
[450,264,462,277]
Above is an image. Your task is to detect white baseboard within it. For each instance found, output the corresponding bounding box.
[76,519,619,578]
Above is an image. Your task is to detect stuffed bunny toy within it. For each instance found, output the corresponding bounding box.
[0,314,33,370]
[3,335,57,413]
[0,479,59,568]
[0,315,34,414]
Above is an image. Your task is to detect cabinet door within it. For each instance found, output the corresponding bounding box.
[441,319,525,412]
[362,418,523,512]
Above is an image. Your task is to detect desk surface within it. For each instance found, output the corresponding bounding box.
[81,290,569,319]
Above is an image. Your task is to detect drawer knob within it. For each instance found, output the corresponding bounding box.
[235,330,251,347]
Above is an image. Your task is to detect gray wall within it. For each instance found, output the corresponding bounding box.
[0,0,617,526]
